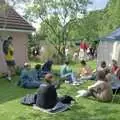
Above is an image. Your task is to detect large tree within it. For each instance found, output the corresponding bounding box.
[24,0,91,62]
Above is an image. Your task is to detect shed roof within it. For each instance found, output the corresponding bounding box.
[0,0,35,32]
[101,27,120,41]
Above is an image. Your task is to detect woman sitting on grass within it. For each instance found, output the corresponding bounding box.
[87,70,113,102]
[60,61,79,84]
[79,60,95,81]
[19,63,41,89]
[111,60,120,80]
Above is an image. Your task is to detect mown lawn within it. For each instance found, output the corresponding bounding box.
[0,61,120,120]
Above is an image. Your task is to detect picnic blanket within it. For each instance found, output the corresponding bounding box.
[21,94,74,114]
[21,94,37,105]
[33,102,70,114]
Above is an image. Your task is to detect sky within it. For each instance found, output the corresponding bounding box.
[87,0,109,11]
[10,0,109,28]
[13,0,109,15]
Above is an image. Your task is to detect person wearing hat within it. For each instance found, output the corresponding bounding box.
[19,62,41,88]
[36,73,61,109]
[3,36,16,81]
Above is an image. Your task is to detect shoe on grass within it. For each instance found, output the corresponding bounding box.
[7,77,11,81]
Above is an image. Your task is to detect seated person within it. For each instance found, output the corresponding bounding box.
[41,60,53,73]
[104,68,120,93]
[111,60,120,80]
[60,61,77,83]
[36,73,60,109]
[19,63,41,88]
[31,64,42,81]
[79,60,95,81]
[87,71,113,102]
[98,61,108,71]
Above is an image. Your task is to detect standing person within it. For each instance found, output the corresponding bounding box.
[3,36,15,81]
[79,41,88,60]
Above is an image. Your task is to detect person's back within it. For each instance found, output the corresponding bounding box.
[31,64,42,81]
[36,83,57,109]
[20,68,32,86]
[96,80,112,102]
[3,40,9,55]
[88,71,113,102]
[42,60,53,72]
[36,74,57,109]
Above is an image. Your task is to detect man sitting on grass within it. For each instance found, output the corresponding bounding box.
[19,63,41,89]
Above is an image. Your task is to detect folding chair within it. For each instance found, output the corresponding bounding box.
[112,86,120,103]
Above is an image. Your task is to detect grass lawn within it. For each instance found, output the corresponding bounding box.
[0,61,120,120]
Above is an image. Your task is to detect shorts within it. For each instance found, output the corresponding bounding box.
[6,60,15,67]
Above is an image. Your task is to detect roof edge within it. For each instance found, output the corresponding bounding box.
[0,28,35,33]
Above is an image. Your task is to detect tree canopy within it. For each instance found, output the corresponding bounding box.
[24,0,91,62]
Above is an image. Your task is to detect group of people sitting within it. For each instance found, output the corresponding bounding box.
[60,60,95,85]
[19,59,120,111]
[18,60,53,88]
[77,59,120,102]
[19,59,95,88]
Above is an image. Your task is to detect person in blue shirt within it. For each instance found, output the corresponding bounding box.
[19,63,41,89]
[42,60,53,73]
[31,64,42,81]
[60,61,77,84]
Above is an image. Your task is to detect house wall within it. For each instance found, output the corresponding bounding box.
[0,31,28,73]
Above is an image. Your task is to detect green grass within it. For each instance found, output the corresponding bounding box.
[0,61,120,120]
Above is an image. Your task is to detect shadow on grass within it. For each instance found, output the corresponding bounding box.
[0,76,36,104]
